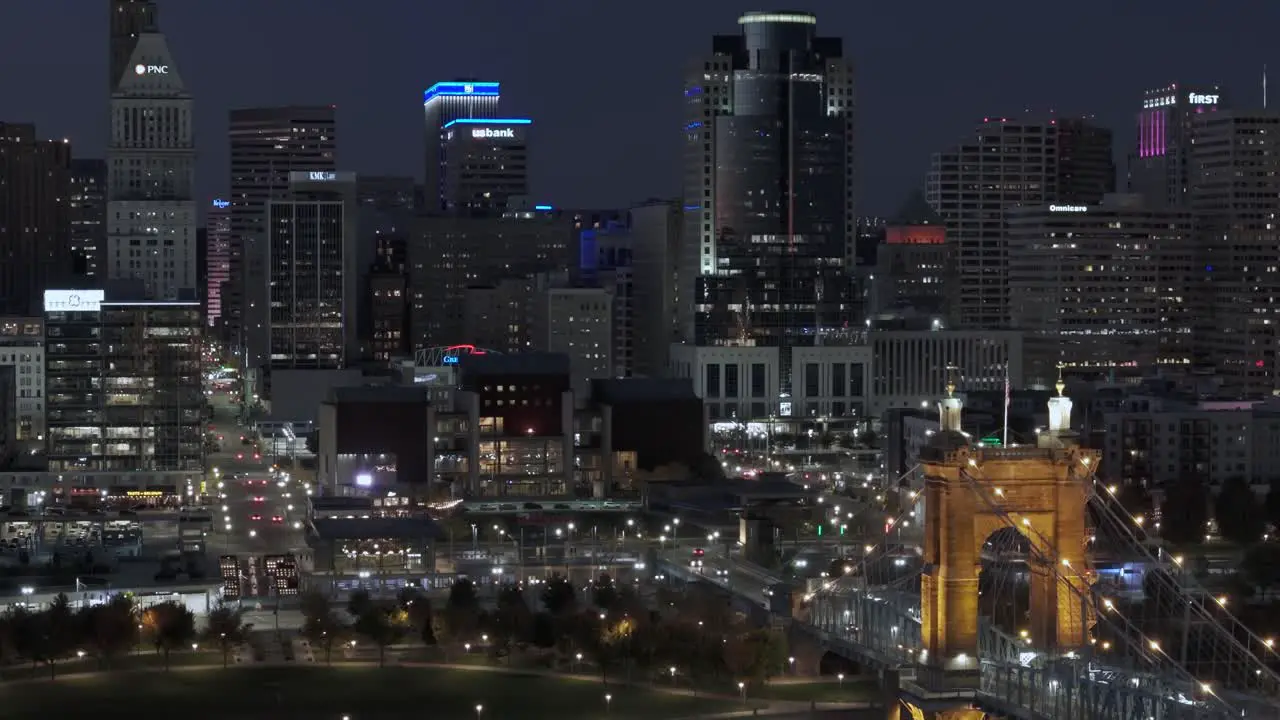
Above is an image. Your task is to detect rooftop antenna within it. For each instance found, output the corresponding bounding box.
[1265,65,1269,110]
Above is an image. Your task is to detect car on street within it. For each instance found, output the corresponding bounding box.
[249,514,262,521]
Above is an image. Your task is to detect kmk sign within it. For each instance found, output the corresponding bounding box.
[308,172,337,181]
[134,64,169,75]
[472,127,516,140]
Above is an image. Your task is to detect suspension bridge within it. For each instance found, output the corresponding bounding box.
[657,380,1280,719]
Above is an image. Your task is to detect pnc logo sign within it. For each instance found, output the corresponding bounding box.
[135,64,169,75]
[472,127,515,139]
[1188,92,1220,105]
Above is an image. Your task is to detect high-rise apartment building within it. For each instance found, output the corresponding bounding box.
[532,286,613,398]
[43,286,203,472]
[1006,196,1195,386]
[0,123,72,316]
[926,117,1114,329]
[109,0,157,92]
[1190,111,1280,396]
[1129,83,1225,208]
[440,119,531,215]
[106,32,197,300]
[683,11,858,391]
[266,172,358,370]
[205,199,231,329]
[422,81,501,214]
[227,106,337,368]
[69,159,107,280]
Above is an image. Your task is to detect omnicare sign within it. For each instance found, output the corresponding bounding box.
[135,64,169,75]
[472,127,515,139]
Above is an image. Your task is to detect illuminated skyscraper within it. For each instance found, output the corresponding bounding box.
[422,80,501,214]
[106,32,197,300]
[206,199,231,328]
[109,0,157,92]
[682,11,858,391]
[1128,83,1226,208]
[69,159,107,279]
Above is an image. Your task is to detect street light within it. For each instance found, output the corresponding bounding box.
[838,672,845,688]
[604,694,612,715]
[475,705,483,720]
[669,666,677,684]
[789,656,795,673]
[465,643,472,654]
[738,681,746,703]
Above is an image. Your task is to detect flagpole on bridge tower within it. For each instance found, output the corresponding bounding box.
[1002,365,1011,447]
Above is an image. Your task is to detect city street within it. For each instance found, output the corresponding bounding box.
[203,390,308,560]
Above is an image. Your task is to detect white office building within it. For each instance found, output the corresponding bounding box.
[533,287,612,399]
[106,33,196,300]
[868,330,1023,415]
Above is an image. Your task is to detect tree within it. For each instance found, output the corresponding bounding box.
[1215,477,1267,545]
[7,606,44,673]
[1115,482,1154,522]
[490,585,533,660]
[352,602,409,667]
[204,604,248,668]
[1243,543,1280,599]
[1160,475,1210,545]
[78,594,137,669]
[398,587,436,646]
[1266,477,1280,531]
[346,588,373,619]
[592,573,618,611]
[43,593,76,678]
[440,579,481,650]
[723,629,788,687]
[541,573,577,616]
[140,601,197,670]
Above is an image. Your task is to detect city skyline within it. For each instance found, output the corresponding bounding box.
[1,1,1274,214]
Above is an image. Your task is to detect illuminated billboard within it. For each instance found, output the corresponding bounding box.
[423,81,500,104]
[44,289,105,313]
[885,226,946,245]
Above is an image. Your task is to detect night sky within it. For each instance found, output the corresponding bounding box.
[1,1,1274,215]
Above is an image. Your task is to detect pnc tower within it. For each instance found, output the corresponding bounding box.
[106,31,197,300]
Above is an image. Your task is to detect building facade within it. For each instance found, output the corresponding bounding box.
[107,33,197,300]
[440,119,531,216]
[205,199,231,329]
[266,172,358,370]
[1006,196,1195,386]
[532,286,612,399]
[0,123,71,316]
[422,81,501,214]
[1190,111,1280,396]
[69,158,107,280]
[927,118,1113,329]
[44,288,203,472]
[1128,84,1225,208]
[109,0,158,92]
[684,11,858,390]
[0,317,44,442]
[228,106,337,368]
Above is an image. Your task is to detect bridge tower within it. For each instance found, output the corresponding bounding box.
[906,373,1098,718]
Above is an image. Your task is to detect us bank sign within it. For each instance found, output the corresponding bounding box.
[472,127,516,139]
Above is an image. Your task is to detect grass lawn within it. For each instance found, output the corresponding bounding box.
[0,665,742,719]
[750,677,880,703]
[0,651,220,681]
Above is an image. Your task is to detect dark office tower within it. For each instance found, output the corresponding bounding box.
[441,119,531,215]
[227,106,336,369]
[683,11,857,391]
[267,172,359,370]
[1128,83,1225,207]
[927,119,1059,329]
[69,159,107,280]
[0,124,71,316]
[1190,111,1280,396]
[422,81,501,214]
[1056,118,1115,204]
[355,176,415,359]
[109,0,157,91]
